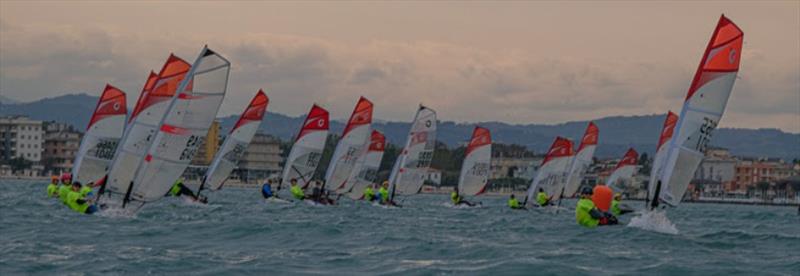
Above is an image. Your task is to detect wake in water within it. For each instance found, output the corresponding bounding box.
[96,205,139,219]
[627,209,679,235]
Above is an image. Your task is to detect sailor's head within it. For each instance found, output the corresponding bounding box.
[453,186,458,192]
[510,194,516,199]
[61,173,72,184]
[382,181,389,187]
[538,188,544,193]
[50,175,59,184]
[71,181,82,191]
[614,193,622,200]
[580,186,593,198]
[290,178,298,186]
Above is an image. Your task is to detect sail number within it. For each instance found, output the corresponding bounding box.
[695,117,717,153]
[179,135,204,161]
[91,139,119,159]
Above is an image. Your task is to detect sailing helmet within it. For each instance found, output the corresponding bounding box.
[51,175,59,181]
[60,173,72,182]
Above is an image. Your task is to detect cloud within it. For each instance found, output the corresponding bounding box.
[1,20,798,133]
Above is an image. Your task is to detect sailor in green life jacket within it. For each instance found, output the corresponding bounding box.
[536,188,553,207]
[58,173,73,205]
[575,186,618,228]
[290,178,305,200]
[362,184,376,201]
[47,175,59,198]
[508,194,524,210]
[66,182,99,215]
[450,186,476,207]
[378,181,394,205]
[168,178,207,203]
[610,193,633,216]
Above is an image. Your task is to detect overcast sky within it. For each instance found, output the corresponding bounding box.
[1,1,798,132]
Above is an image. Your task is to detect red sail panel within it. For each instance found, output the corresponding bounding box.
[129,55,191,120]
[685,15,744,101]
[542,136,575,165]
[129,71,158,123]
[296,104,329,142]
[577,121,599,152]
[368,130,386,152]
[465,126,491,156]
[342,96,373,137]
[231,90,269,133]
[656,111,679,151]
[87,84,127,130]
[614,148,639,170]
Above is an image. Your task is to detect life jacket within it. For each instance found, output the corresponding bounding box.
[575,198,600,228]
[58,185,71,204]
[262,184,273,198]
[66,190,90,214]
[170,182,182,196]
[378,187,389,202]
[290,185,305,200]
[537,192,548,206]
[450,192,461,204]
[363,187,374,200]
[47,183,58,197]
[508,198,520,209]
[80,186,93,197]
[611,200,621,216]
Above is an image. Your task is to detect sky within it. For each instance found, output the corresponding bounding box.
[1,1,798,132]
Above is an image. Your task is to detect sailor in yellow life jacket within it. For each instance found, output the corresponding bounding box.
[290,178,305,200]
[47,175,59,198]
[450,186,476,207]
[66,182,98,215]
[58,173,72,205]
[508,194,524,210]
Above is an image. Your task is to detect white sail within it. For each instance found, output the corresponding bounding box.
[203,90,269,191]
[526,136,574,204]
[72,85,127,185]
[458,126,491,196]
[648,111,678,202]
[325,97,373,193]
[658,15,743,206]
[563,122,599,197]
[279,104,330,190]
[345,130,386,200]
[388,105,437,197]
[606,148,639,192]
[129,47,231,203]
[105,56,191,196]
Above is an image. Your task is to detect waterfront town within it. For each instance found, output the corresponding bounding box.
[2,115,798,204]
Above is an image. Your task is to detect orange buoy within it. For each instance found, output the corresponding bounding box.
[592,184,613,212]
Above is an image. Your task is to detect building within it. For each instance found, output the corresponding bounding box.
[236,133,283,183]
[490,156,543,180]
[191,120,221,166]
[693,147,737,191]
[735,157,794,191]
[0,116,44,162]
[424,168,442,185]
[42,122,82,174]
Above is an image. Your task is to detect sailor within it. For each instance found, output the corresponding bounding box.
[58,173,73,205]
[309,181,323,202]
[290,178,305,200]
[362,184,375,201]
[66,182,98,215]
[261,180,274,199]
[47,175,59,198]
[80,183,94,198]
[168,178,207,203]
[536,188,552,206]
[508,194,523,210]
[378,181,390,204]
[575,186,604,228]
[451,186,476,207]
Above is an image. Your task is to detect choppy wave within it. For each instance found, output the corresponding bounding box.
[1,180,798,275]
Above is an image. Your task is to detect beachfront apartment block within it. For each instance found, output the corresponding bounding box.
[42,122,82,175]
[0,116,44,162]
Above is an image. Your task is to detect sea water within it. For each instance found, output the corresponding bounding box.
[1,180,798,275]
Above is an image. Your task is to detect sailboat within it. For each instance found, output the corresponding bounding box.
[647,111,678,207]
[279,104,329,191]
[103,55,191,200]
[72,84,127,186]
[199,90,269,194]
[455,126,492,202]
[325,97,373,194]
[125,46,231,205]
[652,15,743,208]
[344,130,386,200]
[526,136,574,206]
[387,105,437,203]
[606,148,639,192]
[562,122,599,198]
